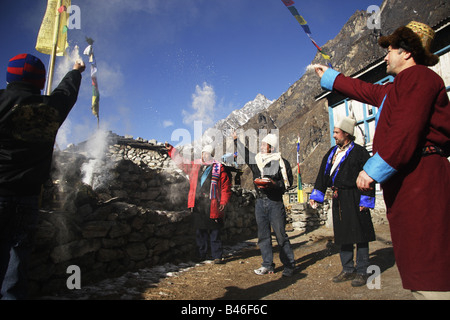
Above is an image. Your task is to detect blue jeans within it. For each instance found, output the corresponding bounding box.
[0,196,39,300]
[340,243,369,275]
[255,198,295,270]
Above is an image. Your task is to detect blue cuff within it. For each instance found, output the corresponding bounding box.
[363,153,397,184]
[320,68,341,91]
[360,195,375,209]
[310,189,325,203]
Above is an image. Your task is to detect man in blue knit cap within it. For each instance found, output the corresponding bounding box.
[0,53,85,299]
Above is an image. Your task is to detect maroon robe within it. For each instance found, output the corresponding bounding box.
[330,65,450,291]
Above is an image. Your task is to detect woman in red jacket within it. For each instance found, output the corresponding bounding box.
[165,143,232,264]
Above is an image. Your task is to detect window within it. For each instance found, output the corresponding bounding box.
[328,75,394,148]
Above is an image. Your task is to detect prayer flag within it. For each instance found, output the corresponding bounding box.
[280,0,332,67]
[281,0,295,6]
[36,0,71,56]
[84,40,100,124]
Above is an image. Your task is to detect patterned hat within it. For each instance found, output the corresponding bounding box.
[406,21,435,51]
[378,21,439,66]
[6,54,46,90]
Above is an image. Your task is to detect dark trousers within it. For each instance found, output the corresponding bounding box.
[340,242,369,275]
[196,228,223,260]
[0,195,39,300]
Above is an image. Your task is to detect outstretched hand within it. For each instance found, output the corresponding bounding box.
[314,64,328,78]
[73,59,86,73]
[164,142,173,151]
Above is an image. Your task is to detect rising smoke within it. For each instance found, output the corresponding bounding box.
[80,128,115,190]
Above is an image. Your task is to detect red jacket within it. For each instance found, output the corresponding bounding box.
[168,148,231,219]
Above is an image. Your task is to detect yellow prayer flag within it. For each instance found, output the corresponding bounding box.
[92,95,99,118]
[321,52,331,60]
[36,0,71,56]
[297,189,304,203]
[294,15,307,26]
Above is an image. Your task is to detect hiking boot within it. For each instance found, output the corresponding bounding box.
[351,273,369,287]
[254,266,274,275]
[332,271,356,283]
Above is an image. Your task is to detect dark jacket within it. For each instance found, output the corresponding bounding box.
[236,139,293,201]
[0,70,82,196]
[311,143,375,245]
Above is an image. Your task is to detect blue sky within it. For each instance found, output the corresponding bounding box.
[0,0,382,147]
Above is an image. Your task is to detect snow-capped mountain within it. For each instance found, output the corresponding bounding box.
[213,94,274,137]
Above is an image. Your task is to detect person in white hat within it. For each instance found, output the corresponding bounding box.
[309,117,375,287]
[314,20,450,299]
[165,142,231,264]
[233,132,295,277]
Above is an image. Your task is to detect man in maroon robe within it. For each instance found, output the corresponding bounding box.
[315,21,450,299]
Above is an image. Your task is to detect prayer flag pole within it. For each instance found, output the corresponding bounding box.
[36,0,70,95]
[46,0,63,95]
[297,135,304,203]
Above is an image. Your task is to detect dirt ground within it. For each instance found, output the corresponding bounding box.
[140,222,414,301]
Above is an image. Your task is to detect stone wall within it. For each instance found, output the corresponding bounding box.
[285,188,387,233]
[29,132,258,297]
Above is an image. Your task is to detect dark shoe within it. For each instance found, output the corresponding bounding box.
[332,271,356,283]
[282,268,294,277]
[195,256,207,263]
[214,258,224,264]
[351,273,369,287]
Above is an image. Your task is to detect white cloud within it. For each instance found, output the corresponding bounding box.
[182,82,216,128]
[163,120,174,128]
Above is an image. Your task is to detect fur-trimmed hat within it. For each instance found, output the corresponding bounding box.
[378,21,439,66]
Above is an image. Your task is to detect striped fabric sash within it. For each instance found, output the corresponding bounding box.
[210,162,221,200]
